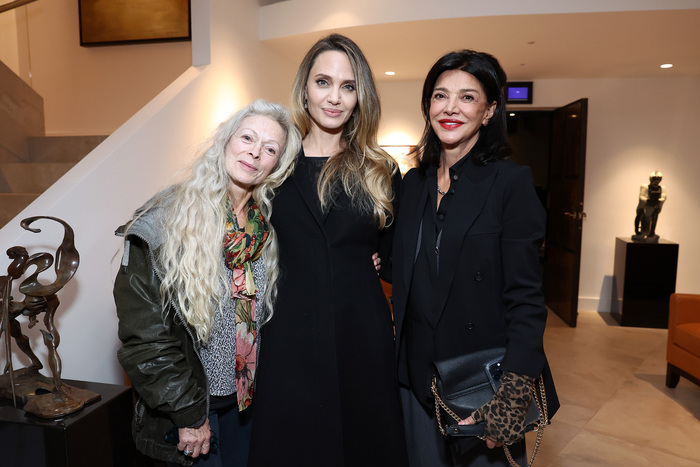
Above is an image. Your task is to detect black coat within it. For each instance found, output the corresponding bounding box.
[249,153,408,466]
[392,158,559,413]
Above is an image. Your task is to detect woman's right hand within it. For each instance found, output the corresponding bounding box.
[178,418,212,458]
[372,252,382,272]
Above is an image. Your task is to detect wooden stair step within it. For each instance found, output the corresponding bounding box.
[0,193,39,227]
[0,60,44,164]
[0,162,74,193]
[27,135,108,163]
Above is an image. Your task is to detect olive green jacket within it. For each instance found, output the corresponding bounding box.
[114,206,208,467]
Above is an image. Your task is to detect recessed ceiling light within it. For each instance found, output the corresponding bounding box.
[509,113,516,117]
[660,64,673,69]
[385,71,396,76]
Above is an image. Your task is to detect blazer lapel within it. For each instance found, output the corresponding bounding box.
[402,169,432,293]
[290,152,325,229]
[321,181,343,224]
[433,162,499,323]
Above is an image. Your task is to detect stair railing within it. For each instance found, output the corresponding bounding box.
[0,0,38,15]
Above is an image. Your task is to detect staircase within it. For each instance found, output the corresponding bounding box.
[0,136,107,226]
[0,60,107,227]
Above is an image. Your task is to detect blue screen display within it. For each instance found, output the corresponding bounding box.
[507,87,530,101]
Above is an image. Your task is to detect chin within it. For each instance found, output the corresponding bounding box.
[312,115,347,133]
[439,137,465,148]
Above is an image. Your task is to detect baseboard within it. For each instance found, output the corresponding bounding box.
[578,297,609,313]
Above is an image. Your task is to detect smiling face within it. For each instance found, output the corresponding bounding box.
[429,69,496,156]
[224,115,285,197]
[304,50,358,135]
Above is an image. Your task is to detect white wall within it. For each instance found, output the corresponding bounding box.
[376,80,425,145]
[259,0,699,40]
[0,0,297,385]
[0,9,20,73]
[378,76,700,313]
[9,0,192,136]
[534,78,700,310]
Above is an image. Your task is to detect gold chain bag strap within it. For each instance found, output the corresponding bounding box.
[430,348,550,467]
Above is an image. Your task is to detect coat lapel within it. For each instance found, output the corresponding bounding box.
[290,152,345,227]
[290,152,325,229]
[433,161,499,323]
[402,169,432,294]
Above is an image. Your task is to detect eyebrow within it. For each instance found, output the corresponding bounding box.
[238,128,281,146]
[314,73,356,85]
[238,127,258,135]
[433,87,481,94]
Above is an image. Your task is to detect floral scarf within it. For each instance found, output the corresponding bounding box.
[223,196,268,411]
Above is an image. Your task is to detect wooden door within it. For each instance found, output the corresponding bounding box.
[543,99,588,327]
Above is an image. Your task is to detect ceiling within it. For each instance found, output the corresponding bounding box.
[262,9,700,82]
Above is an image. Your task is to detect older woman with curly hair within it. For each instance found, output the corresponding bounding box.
[114,99,300,467]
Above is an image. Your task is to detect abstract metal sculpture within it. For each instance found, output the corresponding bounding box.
[0,216,100,418]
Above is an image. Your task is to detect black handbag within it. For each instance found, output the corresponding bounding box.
[431,347,549,466]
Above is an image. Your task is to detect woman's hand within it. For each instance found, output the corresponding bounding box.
[458,372,534,449]
[459,415,502,449]
[178,418,212,458]
[372,252,381,272]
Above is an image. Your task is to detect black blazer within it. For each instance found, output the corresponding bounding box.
[392,157,558,411]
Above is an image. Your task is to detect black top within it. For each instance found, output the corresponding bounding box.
[399,153,473,403]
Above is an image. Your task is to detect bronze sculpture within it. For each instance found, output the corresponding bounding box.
[0,216,100,418]
[632,171,666,243]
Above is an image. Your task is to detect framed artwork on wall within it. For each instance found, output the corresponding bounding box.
[79,0,191,47]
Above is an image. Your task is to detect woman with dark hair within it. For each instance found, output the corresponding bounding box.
[248,34,408,466]
[391,50,559,466]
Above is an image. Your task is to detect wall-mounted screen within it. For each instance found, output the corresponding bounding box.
[506,82,533,104]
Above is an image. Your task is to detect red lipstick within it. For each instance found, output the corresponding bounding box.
[438,119,463,130]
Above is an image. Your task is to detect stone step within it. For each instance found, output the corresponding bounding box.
[0,60,44,164]
[0,162,74,193]
[27,135,108,163]
[0,193,39,227]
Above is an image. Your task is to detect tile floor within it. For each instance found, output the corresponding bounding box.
[527,310,700,466]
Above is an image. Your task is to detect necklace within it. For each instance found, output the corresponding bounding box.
[437,185,447,196]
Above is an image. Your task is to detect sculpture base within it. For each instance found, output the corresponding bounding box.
[612,237,678,328]
[631,234,659,243]
[1,379,136,467]
[0,368,100,418]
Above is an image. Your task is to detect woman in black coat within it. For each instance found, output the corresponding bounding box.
[392,50,559,466]
[248,34,408,466]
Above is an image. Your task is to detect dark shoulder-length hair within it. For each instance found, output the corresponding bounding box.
[415,50,511,172]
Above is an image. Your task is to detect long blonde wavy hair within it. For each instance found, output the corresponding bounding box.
[137,100,300,343]
[291,34,397,228]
